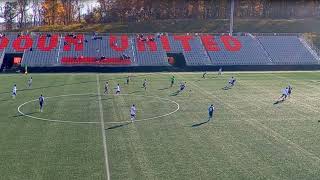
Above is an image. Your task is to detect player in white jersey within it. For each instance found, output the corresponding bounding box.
[116,84,121,94]
[279,87,288,101]
[28,77,32,88]
[12,84,17,99]
[130,104,136,122]
[218,67,222,75]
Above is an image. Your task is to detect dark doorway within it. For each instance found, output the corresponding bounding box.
[167,53,186,67]
[1,53,23,72]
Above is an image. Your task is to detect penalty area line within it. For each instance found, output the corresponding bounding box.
[96,74,111,180]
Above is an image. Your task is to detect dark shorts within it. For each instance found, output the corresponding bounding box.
[40,102,43,107]
[209,112,213,118]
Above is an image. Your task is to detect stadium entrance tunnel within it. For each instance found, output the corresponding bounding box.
[1,53,23,71]
[167,53,186,67]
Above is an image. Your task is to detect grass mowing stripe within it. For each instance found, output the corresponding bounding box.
[96,74,111,180]
[188,80,320,163]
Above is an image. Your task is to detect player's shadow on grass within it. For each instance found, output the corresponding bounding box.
[170,90,180,96]
[158,87,170,91]
[222,86,232,90]
[273,99,285,105]
[106,122,131,130]
[192,119,210,128]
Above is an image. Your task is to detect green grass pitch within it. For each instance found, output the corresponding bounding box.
[0,72,320,180]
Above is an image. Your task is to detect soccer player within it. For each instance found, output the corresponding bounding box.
[202,72,207,79]
[218,67,222,75]
[229,77,236,87]
[116,84,121,94]
[12,84,17,99]
[104,82,109,94]
[279,87,288,101]
[28,77,32,88]
[287,85,293,97]
[170,76,175,87]
[126,76,130,85]
[179,82,186,92]
[143,79,147,90]
[39,94,45,112]
[208,104,215,121]
[130,104,136,122]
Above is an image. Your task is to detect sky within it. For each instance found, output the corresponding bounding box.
[0,0,100,23]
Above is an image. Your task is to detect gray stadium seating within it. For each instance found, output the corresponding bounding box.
[257,36,319,65]
[1,33,319,67]
[205,35,271,65]
[167,35,212,66]
[133,34,169,66]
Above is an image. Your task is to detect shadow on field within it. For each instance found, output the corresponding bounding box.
[222,86,232,90]
[106,122,131,130]
[273,99,285,105]
[192,119,210,127]
[158,87,170,91]
[170,90,181,96]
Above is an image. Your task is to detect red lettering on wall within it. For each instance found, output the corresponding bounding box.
[0,37,9,50]
[173,35,193,52]
[13,35,33,52]
[137,36,157,52]
[110,35,129,52]
[63,34,84,51]
[37,35,59,51]
[220,35,241,51]
[200,35,220,51]
[160,35,171,52]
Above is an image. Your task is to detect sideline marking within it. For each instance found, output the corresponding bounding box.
[17,94,179,124]
[96,74,111,180]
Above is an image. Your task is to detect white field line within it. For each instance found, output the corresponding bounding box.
[17,93,179,124]
[96,74,111,180]
[189,80,320,163]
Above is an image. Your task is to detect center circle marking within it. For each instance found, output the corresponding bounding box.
[17,93,180,124]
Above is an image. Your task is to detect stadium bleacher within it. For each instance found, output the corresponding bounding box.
[257,36,319,65]
[22,34,61,67]
[0,33,319,67]
[205,35,271,65]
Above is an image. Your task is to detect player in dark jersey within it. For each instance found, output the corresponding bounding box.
[143,79,147,90]
[179,82,186,92]
[202,72,207,79]
[287,85,292,97]
[170,76,175,87]
[104,82,109,95]
[126,76,130,85]
[208,104,215,121]
[39,94,45,112]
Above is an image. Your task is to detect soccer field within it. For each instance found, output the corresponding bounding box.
[0,72,320,180]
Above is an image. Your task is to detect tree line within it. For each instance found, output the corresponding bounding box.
[1,0,320,30]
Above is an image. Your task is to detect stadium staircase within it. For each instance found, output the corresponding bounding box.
[299,37,320,64]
